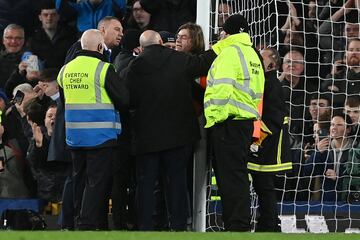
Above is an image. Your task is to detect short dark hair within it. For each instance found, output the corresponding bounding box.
[38,68,59,82]
[23,98,46,126]
[309,92,332,107]
[345,95,360,108]
[347,38,360,50]
[332,110,353,129]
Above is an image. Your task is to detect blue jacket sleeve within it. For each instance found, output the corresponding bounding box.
[55,0,79,15]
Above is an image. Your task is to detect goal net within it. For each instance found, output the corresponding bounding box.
[195,0,360,233]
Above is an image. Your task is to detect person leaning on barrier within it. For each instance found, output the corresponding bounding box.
[57,29,129,230]
[203,14,265,232]
[247,47,292,232]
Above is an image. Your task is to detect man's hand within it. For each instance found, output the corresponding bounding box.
[32,123,43,148]
[325,169,337,180]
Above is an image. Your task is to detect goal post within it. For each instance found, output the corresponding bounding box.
[195,0,360,232]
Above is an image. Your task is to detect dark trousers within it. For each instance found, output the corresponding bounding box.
[58,175,74,230]
[71,147,115,230]
[112,143,136,230]
[211,119,253,231]
[135,145,191,231]
[250,171,280,232]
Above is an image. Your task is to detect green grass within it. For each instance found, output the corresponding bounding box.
[0,232,359,240]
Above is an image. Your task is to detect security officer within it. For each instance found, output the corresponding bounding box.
[204,14,265,231]
[57,29,128,230]
[248,47,292,232]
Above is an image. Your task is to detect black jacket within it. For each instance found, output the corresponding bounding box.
[249,70,291,173]
[0,50,23,89]
[124,44,215,155]
[321,69,360,107]
[26,26,77,69]
[140,0,196,33]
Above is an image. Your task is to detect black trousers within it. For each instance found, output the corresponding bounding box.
[250,171,280,232]
[135,145,191,231]
[111,143,136,230]
[211,119,253,231]
[71,147,115,230]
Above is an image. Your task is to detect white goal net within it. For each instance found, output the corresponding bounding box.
[195,0,360,233]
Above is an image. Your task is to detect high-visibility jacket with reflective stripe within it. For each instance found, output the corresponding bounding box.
[247,117,292,172]
[57,55,121,147]
[204,33,265,128]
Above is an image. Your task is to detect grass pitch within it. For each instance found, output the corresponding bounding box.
[1,232,360,240]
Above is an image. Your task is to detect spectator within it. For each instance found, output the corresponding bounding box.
[0,90,30,199]
[218,0,232,28]
[319,0,359,64]
[55,0,126,33]
[0,0,40,38]
[304,112,356,201]
[123,30,215,231]
[278,1,319,78]
[126,0,151,31]
[139,0,196,33]
[345,96,360,126]
[36,68,73,229]
[4,52,43,98]
[321,38,360,107]
[26,0,77,69]
[65,16,124,63]
[303,93,333,146]
[280,49,318,142]
[24,101,68,202]
[0,24,25,88]
[344,95,360,141]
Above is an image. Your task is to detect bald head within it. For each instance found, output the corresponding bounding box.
[80,29,105,53]
[139,30,163,48]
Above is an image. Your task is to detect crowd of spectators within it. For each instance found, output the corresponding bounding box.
[0,0,359,230]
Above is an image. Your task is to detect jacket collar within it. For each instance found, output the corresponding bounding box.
[76,50,107,62]
[212,32,253,55]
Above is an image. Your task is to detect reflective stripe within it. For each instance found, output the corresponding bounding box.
[247,162,292,172]
[66,121,121,129]
[65,103,114,110]
[277,129,283,165]
[207,78,262,100]
[211,176,217,185]
[204,98,260,118]
[231,45,250,88]
[94,61,106,103]
[59,65,66,88]
[211,196,221,201]
[284,116,289,124]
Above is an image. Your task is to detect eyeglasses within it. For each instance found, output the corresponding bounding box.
[4,36,24,41]
[176,34,190,41]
